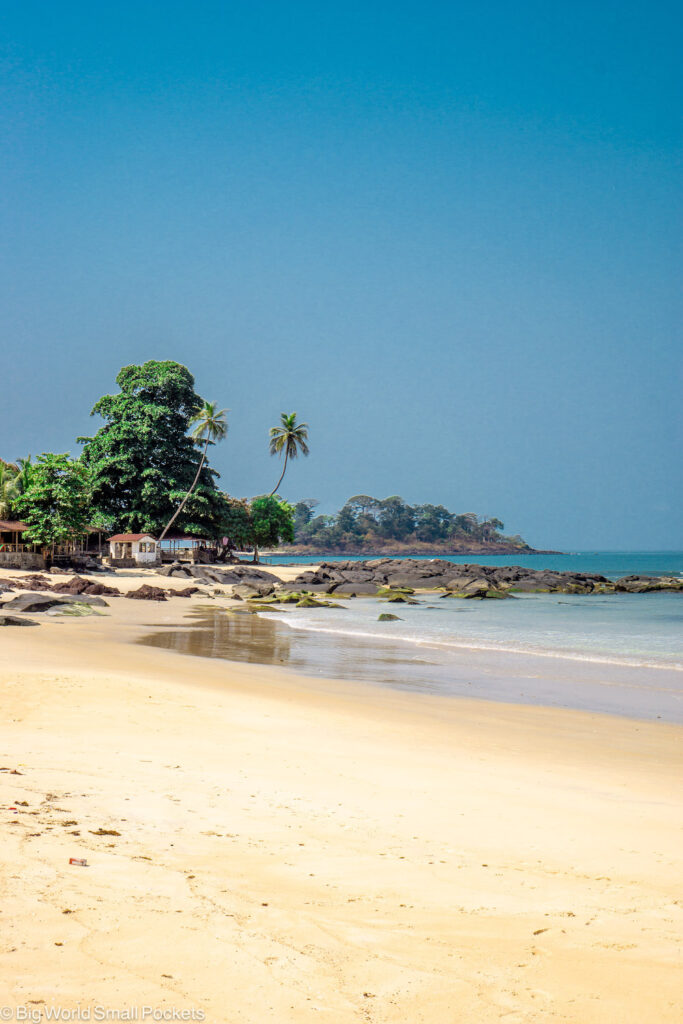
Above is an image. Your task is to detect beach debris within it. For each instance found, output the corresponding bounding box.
[69,858,88,867]
[125,584,168,601]
[89,828,121,836]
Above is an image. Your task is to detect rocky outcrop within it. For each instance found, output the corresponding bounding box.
[282,559,682,597]
[5,574,120,596]
[52,576,120,597]
[231,582,276,600]
[125,585,168,601]
[2,592,109,613]
[613,575,683,593]
[157,563,280,586]
[0,613,38,626]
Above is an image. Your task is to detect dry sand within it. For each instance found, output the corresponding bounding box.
[0,567,681,1023]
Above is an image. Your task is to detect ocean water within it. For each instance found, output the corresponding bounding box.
[283,590,683,671]
[140,552,683,722]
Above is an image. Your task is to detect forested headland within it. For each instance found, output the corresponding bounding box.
[281,497,545,555]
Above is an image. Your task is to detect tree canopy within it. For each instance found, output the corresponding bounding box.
[14,453,97,546]
[289,494,525,552]
[79,361,228,536]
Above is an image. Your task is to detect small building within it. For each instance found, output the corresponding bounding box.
[108,533,159,567]
[0,519,44,569]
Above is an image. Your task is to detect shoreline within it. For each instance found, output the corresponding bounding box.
[1,568,682,1021]
[138,602,683,724]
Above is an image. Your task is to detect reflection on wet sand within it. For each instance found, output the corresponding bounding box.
[137,606,683,721]
[137,606,436,686]
[141,608,294,666]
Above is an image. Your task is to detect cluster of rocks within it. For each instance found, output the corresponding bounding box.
[158,562,281,587]
[3,573,120,597]
[282,559,683,598]
[125,584,199,601]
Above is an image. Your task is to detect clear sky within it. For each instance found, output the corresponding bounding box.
[1,1,681,549]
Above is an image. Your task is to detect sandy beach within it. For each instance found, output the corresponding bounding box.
[1,568,682,1023]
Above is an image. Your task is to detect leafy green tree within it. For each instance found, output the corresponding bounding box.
[0,460,19,519]
[221,496,254,552]
[14,453,96,548]
[268,413,310,496]
[250,495,295,562]
[452,512,479,535]
[414,504,453,542]
[293,499,318,534]
[80,361,227,537]
[159,400,228,542]
[377,496,415,540]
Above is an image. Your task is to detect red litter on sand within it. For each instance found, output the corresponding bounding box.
[69,858,88,867]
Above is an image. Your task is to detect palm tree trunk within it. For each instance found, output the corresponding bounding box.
[269,450,288,497]
[158,440,208,544]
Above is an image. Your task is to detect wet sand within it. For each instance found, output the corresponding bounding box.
[138,604,683,722]
[0,568,682,1022]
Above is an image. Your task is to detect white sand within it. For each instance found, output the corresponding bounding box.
[0,566,681,1022]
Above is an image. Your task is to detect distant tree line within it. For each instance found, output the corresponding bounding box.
[289,495,529,552]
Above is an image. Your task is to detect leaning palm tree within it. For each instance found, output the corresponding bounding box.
[158,401,228,543]
[268,412,310,496]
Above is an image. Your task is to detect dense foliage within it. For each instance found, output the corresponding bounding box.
[14,453,99,546]
[0,457,33,520]
[79,361,229,536]
[251,495,296,549]
[289,495,528,552]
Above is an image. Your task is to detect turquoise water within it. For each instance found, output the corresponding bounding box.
[261,550,683,580]
[143,552,683,721]
[285,590,683,670]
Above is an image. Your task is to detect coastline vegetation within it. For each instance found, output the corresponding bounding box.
[2,359,529,557]
[285,496,532,555]
[2,360,296,556]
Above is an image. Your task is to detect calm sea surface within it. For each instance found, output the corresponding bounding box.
[140,552,683,723]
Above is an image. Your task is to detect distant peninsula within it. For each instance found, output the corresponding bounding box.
[281,495,557,556]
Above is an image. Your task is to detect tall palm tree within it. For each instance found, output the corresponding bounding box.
[268,412,310,496]
[158,401,228,543]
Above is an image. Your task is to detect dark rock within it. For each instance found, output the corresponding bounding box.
[172,586,201,597]
[8,574,54,591]
[0,614,38,626]
[125,585,168,601]
[332,582,380,596]
[3,592,108,613]
[232,582,275,599]
[615,575,683,593]
[52,576,120,597]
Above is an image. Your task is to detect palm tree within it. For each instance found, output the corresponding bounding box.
[268,413,310,496]
[158,401,228,543]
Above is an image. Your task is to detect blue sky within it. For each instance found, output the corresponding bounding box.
[1,1,681,548]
